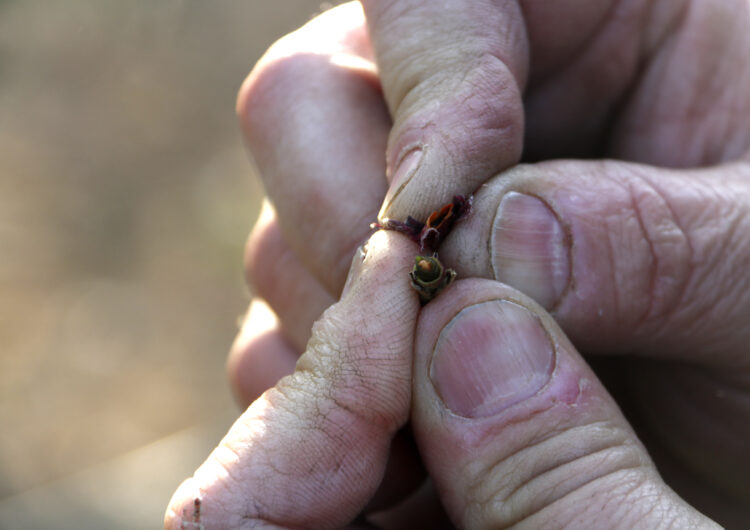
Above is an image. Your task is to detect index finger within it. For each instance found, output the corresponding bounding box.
[360,0,528,221]
[238,2,391,295]
[165,231,420,528]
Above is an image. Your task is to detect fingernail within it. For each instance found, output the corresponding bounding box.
[492,192,570,309]
[341,245,368,297]
[430,300,554,418]
[382,147,423,213]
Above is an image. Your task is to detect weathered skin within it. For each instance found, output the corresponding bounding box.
[169,0,750,527]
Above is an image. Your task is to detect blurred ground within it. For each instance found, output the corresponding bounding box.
[0,1,322,527]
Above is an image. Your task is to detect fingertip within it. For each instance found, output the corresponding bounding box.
[164,478,201,530]
[414,279,568,419]
[411,279,662,527]
[342,229,421,301]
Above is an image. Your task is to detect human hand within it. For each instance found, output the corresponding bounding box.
[165,228,718,528]
[167,0,750,527]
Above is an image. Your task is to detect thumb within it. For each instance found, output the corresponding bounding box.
[411,279,718,528]
[360,0,527,221]
[441,160,750,364]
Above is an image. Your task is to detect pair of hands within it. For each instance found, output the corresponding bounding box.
[166,1,750,528]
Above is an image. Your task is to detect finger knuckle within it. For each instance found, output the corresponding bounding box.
[238,4,363,132]
[618,168,693,333]
[236,47,300,137]
[468,421,651,528]
[396,52,524,146]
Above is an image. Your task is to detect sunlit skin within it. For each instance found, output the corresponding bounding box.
[166,1,750,527]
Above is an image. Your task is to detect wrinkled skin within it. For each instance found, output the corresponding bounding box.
[166,1,750,528]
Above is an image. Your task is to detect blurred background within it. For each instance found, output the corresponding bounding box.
[0,1,323,527]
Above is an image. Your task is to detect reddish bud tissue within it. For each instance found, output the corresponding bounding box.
[372,195,471,303]
[371,195,472,253]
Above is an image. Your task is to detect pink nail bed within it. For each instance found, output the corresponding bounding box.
[430,300,555,418]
